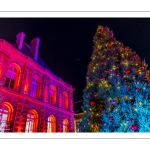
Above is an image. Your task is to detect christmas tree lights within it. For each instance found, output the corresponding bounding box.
[79,25,150,132]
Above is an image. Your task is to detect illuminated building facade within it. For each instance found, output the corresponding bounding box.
[74,112,83,132]
[0,32,74,132]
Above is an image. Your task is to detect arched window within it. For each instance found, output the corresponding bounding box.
[49,85,56,105]
[5,64,21,90]
[63,119,69,132]
[0,102,13,132]
[25,110,38,133]
[47,115,56,132]
[30,77,39,98]
[63,92,68,110]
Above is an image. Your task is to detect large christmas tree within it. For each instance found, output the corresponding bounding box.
[79,25,150,132]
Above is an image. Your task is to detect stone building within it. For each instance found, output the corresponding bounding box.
[74,112,84,132]
[0,32,74,132]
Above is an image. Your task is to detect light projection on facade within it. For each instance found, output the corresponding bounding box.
[0,32,75,132]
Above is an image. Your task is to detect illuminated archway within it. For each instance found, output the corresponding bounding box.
[47,115,56,132]
[63,119,69,132]
[4,63,21,90]
[25,109,38,132]
[50,85,57,105]
[0,102,13,132]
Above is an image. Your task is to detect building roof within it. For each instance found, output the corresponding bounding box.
[12,41,73,90]
[13,42,54,73]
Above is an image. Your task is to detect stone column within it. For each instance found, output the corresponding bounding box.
[20,67,30,94]
[69,116,75,132]
[44,78,50,102]
[0,52,10,86]
[41,77,46,102]
[12,101,28,132]
[56,113,63,132]
[38,108,43,132]
[27,70,33,97]
[57,86,61,107]
[69,92,74,112]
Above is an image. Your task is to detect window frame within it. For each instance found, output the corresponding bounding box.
[30,77,39,98]
[0,102,13,132]
[25,110,38,133]
[63,119,69,132]
[47,115,56,132]
[4,65,19,90]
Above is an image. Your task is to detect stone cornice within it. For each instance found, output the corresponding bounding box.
[0,85,74,116]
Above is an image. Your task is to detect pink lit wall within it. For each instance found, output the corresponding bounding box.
[0,35,75,132]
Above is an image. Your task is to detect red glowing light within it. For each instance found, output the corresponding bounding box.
[124,47,127,51]
[145,77,149,82]
[24,85,27,93]
[125,70,131,74]
[100,29,104,33]
[105,69,109,73]
[130,125,138,131]
[90,101,95,106]
[109,43,112,48]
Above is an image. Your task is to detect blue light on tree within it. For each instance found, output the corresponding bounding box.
[78,25,150,132]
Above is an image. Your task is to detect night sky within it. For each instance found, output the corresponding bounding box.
[0,18,150,113]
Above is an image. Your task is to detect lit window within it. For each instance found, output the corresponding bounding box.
[30,78,38,98]
[49,85,56,105]
[0,106,9,132]
[47,115,56,132]
[63,92,68,110]
[5,65,19,89]
[25,110,38,133]
[63,119,69,132]
[0,103,13,132]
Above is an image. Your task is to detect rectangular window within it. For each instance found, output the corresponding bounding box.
[25,122,29,132]
[4,77,15,89]
[31,83,38,98]
[25,120,34,133]
[4,77,10,87]
[10,79,15,89]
